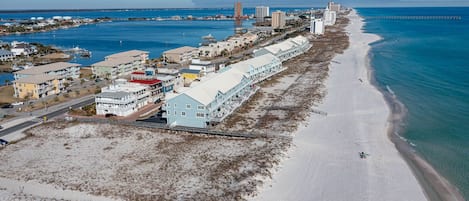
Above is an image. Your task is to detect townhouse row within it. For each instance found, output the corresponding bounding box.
[165,35,310,128]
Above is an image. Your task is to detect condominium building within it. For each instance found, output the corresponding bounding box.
[272,11,286,29]
[328,1,341,12]
[323,8,337,26]
[14,62,81,80]
[92,57,142,79]
[95,79,150,117]
[163,46,198,64]
[130,69,164,103]
[311,18,325,35]
[105,50,149,64]
[255,6,270,22]
[253,35,311,62]
[13,74,65,99]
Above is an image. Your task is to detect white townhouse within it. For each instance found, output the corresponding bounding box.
[253,35,311,62]
[228,53,283,84]
[95,79,151,117]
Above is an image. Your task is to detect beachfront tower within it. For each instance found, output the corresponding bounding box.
[272,11,286,30]
[310,18,325,35]
[255,6,270,22]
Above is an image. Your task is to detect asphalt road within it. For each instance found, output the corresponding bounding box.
[0,97,95,138]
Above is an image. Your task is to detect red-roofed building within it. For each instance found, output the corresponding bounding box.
[130,78,163,102]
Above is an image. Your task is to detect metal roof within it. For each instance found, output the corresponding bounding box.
[15,62,80,75]
[106,50,149,59]
[179,67,247,106]
[180,69,201,74]
[163,46,197,54]
[92,57,138,67]
[229,53,280,76]
[0,49,13,56]
[14,74,59,84]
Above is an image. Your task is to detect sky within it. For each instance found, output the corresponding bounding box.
[1,0,468,10]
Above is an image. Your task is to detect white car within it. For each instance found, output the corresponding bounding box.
[11,102,24,106]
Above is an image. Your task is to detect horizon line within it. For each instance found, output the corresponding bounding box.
[0,5,468,13]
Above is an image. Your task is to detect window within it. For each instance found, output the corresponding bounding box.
[186,104,191,109]
[196,113,205,118]
[174,111,177,115]
[198,105,205,110]
[181,112,186,117]
[174,104,177,108]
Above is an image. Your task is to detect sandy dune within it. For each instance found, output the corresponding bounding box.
[253,10,427,201]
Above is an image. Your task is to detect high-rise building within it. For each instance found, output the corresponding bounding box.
[234,1,243,19]
[310,18,325,35]
[255,6,270,22]
[328,1,341,12]
[323,7,337,26]
[271,11,286,29]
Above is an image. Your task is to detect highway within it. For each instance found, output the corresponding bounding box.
[0,97,95,138]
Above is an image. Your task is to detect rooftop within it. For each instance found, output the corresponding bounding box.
[106,50,149,59]
[15,62,80,75]
[180,69,201,74]
[96,91,131,99]
[131,71,145,75]
[102,82,147,93]
[92,57,138,67]
[164,46,198,54]
[229,53,280,76]
[178,68,247,105]
[130,79,161,85]
[0,49,13,56]
[14,74,59,84]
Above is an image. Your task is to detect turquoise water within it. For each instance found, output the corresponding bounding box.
[358,7,469,199]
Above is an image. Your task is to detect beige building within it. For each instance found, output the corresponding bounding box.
[14,74,65,99]
[328,2,341,12]
[105,50,149,64]
[92,57,142,79]
[13,62,81,80]
[163,46,198,64]
[272,11,286,29]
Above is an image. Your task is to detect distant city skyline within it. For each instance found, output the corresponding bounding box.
[1,0,468,10]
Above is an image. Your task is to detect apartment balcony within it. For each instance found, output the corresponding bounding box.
[95,98,135,105]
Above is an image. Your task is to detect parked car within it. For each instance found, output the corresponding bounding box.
[11,102,24,106]
[0,139,8,145]
[1,104,13,109]
[105,113,117,118]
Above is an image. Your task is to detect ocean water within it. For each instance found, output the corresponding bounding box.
[358,7,469,199]
[0,20,252,66]
[0,8,304,66]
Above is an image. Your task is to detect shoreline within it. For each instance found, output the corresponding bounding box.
[253,10,428,201]
[361,11,466,201]
[376,70,465,201]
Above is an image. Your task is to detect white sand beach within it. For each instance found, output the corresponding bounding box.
[253,10,427,201]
